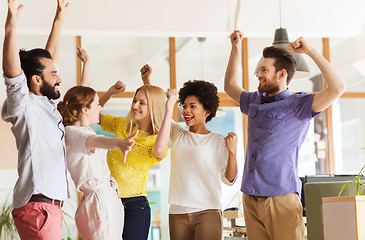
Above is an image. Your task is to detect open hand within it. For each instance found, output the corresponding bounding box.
[6,0,24,30]
[55,0,69,23]
[77,47,89,63]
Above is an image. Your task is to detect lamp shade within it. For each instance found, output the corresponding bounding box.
[255,28,311,80]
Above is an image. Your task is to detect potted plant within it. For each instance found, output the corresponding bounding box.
[338,159,365,197]
[322,151,365,240]
[0,190,76,240]
[0,196,18,240]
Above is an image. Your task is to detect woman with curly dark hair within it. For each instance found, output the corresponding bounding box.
[168,80,238,240]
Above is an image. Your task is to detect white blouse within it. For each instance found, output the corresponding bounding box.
[65,126,123,240]
[169,122,236,214]
[65,126,111,191]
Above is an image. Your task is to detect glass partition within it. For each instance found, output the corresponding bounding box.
[334,98,365,173]
[331,37,365,92]
[81,36,170,92]
[175,36,231,91]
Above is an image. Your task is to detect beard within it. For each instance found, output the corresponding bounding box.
[258,82,280,96]
[40,78,60,100]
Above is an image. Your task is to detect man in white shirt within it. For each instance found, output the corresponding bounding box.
[2,0,70,239]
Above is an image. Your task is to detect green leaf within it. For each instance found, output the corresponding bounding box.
[338,181,354,197]
[360,188,365,195]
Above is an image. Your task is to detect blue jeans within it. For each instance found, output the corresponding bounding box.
[121,196,151,240]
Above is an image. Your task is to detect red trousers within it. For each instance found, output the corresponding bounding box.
[12,201,63,240]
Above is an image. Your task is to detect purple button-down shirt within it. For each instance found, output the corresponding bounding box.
[240,89,317,197]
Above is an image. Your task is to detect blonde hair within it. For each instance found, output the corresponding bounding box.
[124,85,166,135]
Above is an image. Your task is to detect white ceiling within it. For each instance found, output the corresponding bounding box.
[1,0,365,38]
[1,0,365,96]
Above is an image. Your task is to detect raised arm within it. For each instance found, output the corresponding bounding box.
[224,30,245,104]
[153,89,178,159]
[45,0,69,63]
[140,64,152,86]
[100,64,151,107]
[77,47,90,87]
[98,81,126,123]
[86,131,138,163]
[3,0,23,78]
[224,132,238,182]
[289,37,346,113]
[99,81,126,107]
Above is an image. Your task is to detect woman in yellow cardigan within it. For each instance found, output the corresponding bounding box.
[99,64,177,240]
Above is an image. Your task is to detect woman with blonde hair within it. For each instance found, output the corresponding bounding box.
[57,85,138,240]
[99,64,178,240]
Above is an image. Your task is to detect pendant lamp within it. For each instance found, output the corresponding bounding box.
[255,0,311,79]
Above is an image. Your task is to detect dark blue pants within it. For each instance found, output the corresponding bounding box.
[121,196,151,240]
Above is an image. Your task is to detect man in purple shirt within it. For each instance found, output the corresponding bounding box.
[224,30,346,240]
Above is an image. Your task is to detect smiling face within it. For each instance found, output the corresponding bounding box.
[83,94,103,125]
[39,57,62,100]
[182,95,210,129]
[131,89,151,123]
[256,57,282,95]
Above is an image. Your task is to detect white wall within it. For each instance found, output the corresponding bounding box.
[0,35,77,103]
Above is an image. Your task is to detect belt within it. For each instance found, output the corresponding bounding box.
[29,195,64,207]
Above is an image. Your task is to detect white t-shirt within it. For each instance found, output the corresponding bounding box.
[169,122,236,214]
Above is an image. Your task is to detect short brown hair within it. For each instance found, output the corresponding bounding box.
[263,46,296,84]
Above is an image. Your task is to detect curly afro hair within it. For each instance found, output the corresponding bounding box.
[178,80,220,123]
